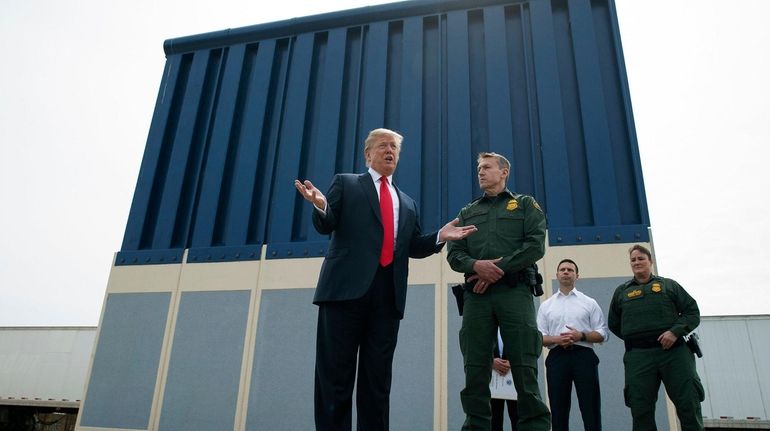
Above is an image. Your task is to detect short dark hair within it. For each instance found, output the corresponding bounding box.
[628,244,652,260]
[477,152,511,171]
[557,258,579,274]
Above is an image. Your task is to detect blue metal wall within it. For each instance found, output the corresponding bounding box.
[117,0,648,265]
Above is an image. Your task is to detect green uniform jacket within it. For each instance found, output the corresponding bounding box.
[608,275,700,340]
[447,189,545,276]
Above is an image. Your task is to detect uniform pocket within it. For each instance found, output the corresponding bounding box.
[498,212,525,240]
[693,377,705,402]
[501,327,541,368]
[465,215,488,250]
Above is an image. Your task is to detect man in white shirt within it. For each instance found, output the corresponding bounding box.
[536,259,608,431]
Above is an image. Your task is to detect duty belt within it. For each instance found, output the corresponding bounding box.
[624,336,683,352]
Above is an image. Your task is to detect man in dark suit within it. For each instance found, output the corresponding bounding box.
[295,128,476,431]
[492,329,519,431]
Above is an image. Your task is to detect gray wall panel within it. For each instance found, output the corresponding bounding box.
[158,290,250,431]
[79,292,170,429]
[391,284,435,430]
[247,285,435,430]
[448,284,465,430]
[247,288,317,430]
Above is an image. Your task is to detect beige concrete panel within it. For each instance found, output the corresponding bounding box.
[234,287,259,431]
[436,249,451,431]
[440,249,466,285]
[148,289,183,431]
[234,248,267,431]
[260,256,324,290]
[236,245,267,431]
[105,259,183,294]
[407,253,443,285]
[541,241,650,281]
[177,260,260,292]
[666,395,680,431]
[438,248,461,431]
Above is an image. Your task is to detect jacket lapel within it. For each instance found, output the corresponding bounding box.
[359,173,382,224]
[395,186,408,245]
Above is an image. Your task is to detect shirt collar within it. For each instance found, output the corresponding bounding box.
[630,274,660,285]
[557,287,579,297]
[481,188,515,201]
[368,167,393,186]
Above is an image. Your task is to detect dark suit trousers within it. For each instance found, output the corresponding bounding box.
[491,398,519,431]
[545,345,602,431]
[315,265,400,431]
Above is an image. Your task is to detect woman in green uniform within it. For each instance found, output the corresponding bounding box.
[608,244,705,431]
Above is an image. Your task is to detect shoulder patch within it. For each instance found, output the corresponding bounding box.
[532,200,543,212]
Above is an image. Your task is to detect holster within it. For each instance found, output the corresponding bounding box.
[451,284,465,316]
[685,332,703,358]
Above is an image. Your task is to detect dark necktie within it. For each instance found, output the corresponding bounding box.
[379,177,394,266]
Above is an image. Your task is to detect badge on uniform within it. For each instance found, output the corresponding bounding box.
[506,199,518,211]
[651,283,662,293]
[533,200,543,212]
[627,289,642,298]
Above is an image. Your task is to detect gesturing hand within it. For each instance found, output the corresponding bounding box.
[294,179,327,209]
[439,218,477,242]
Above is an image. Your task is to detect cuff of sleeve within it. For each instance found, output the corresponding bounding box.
[314,203,327,216]
[463,260,476,275]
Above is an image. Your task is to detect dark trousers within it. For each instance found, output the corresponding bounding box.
[314,265,400,431]
[459,285,550,431]
[545,345,602,431]
[624,344,704,431]
[491,398,519,431]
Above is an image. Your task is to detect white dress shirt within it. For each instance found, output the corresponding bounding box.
[313,169,400,238]
[537,287,609,349]
[368,168,400,243]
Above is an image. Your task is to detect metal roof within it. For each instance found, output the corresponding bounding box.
[0,327,95,408]
[116,0,649,265]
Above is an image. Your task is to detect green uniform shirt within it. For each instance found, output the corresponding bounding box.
[447,189,546,275]
[608,275,700,340]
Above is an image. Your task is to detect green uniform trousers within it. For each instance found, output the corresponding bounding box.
[623,343,705,431]
[459,283,550,431]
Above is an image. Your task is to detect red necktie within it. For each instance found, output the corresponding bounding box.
[379,176,394,266]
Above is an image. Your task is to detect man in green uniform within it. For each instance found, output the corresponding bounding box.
[608,244,705,431]
[447,152,551,431]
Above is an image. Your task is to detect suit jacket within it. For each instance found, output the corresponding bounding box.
[312,173,442,317]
